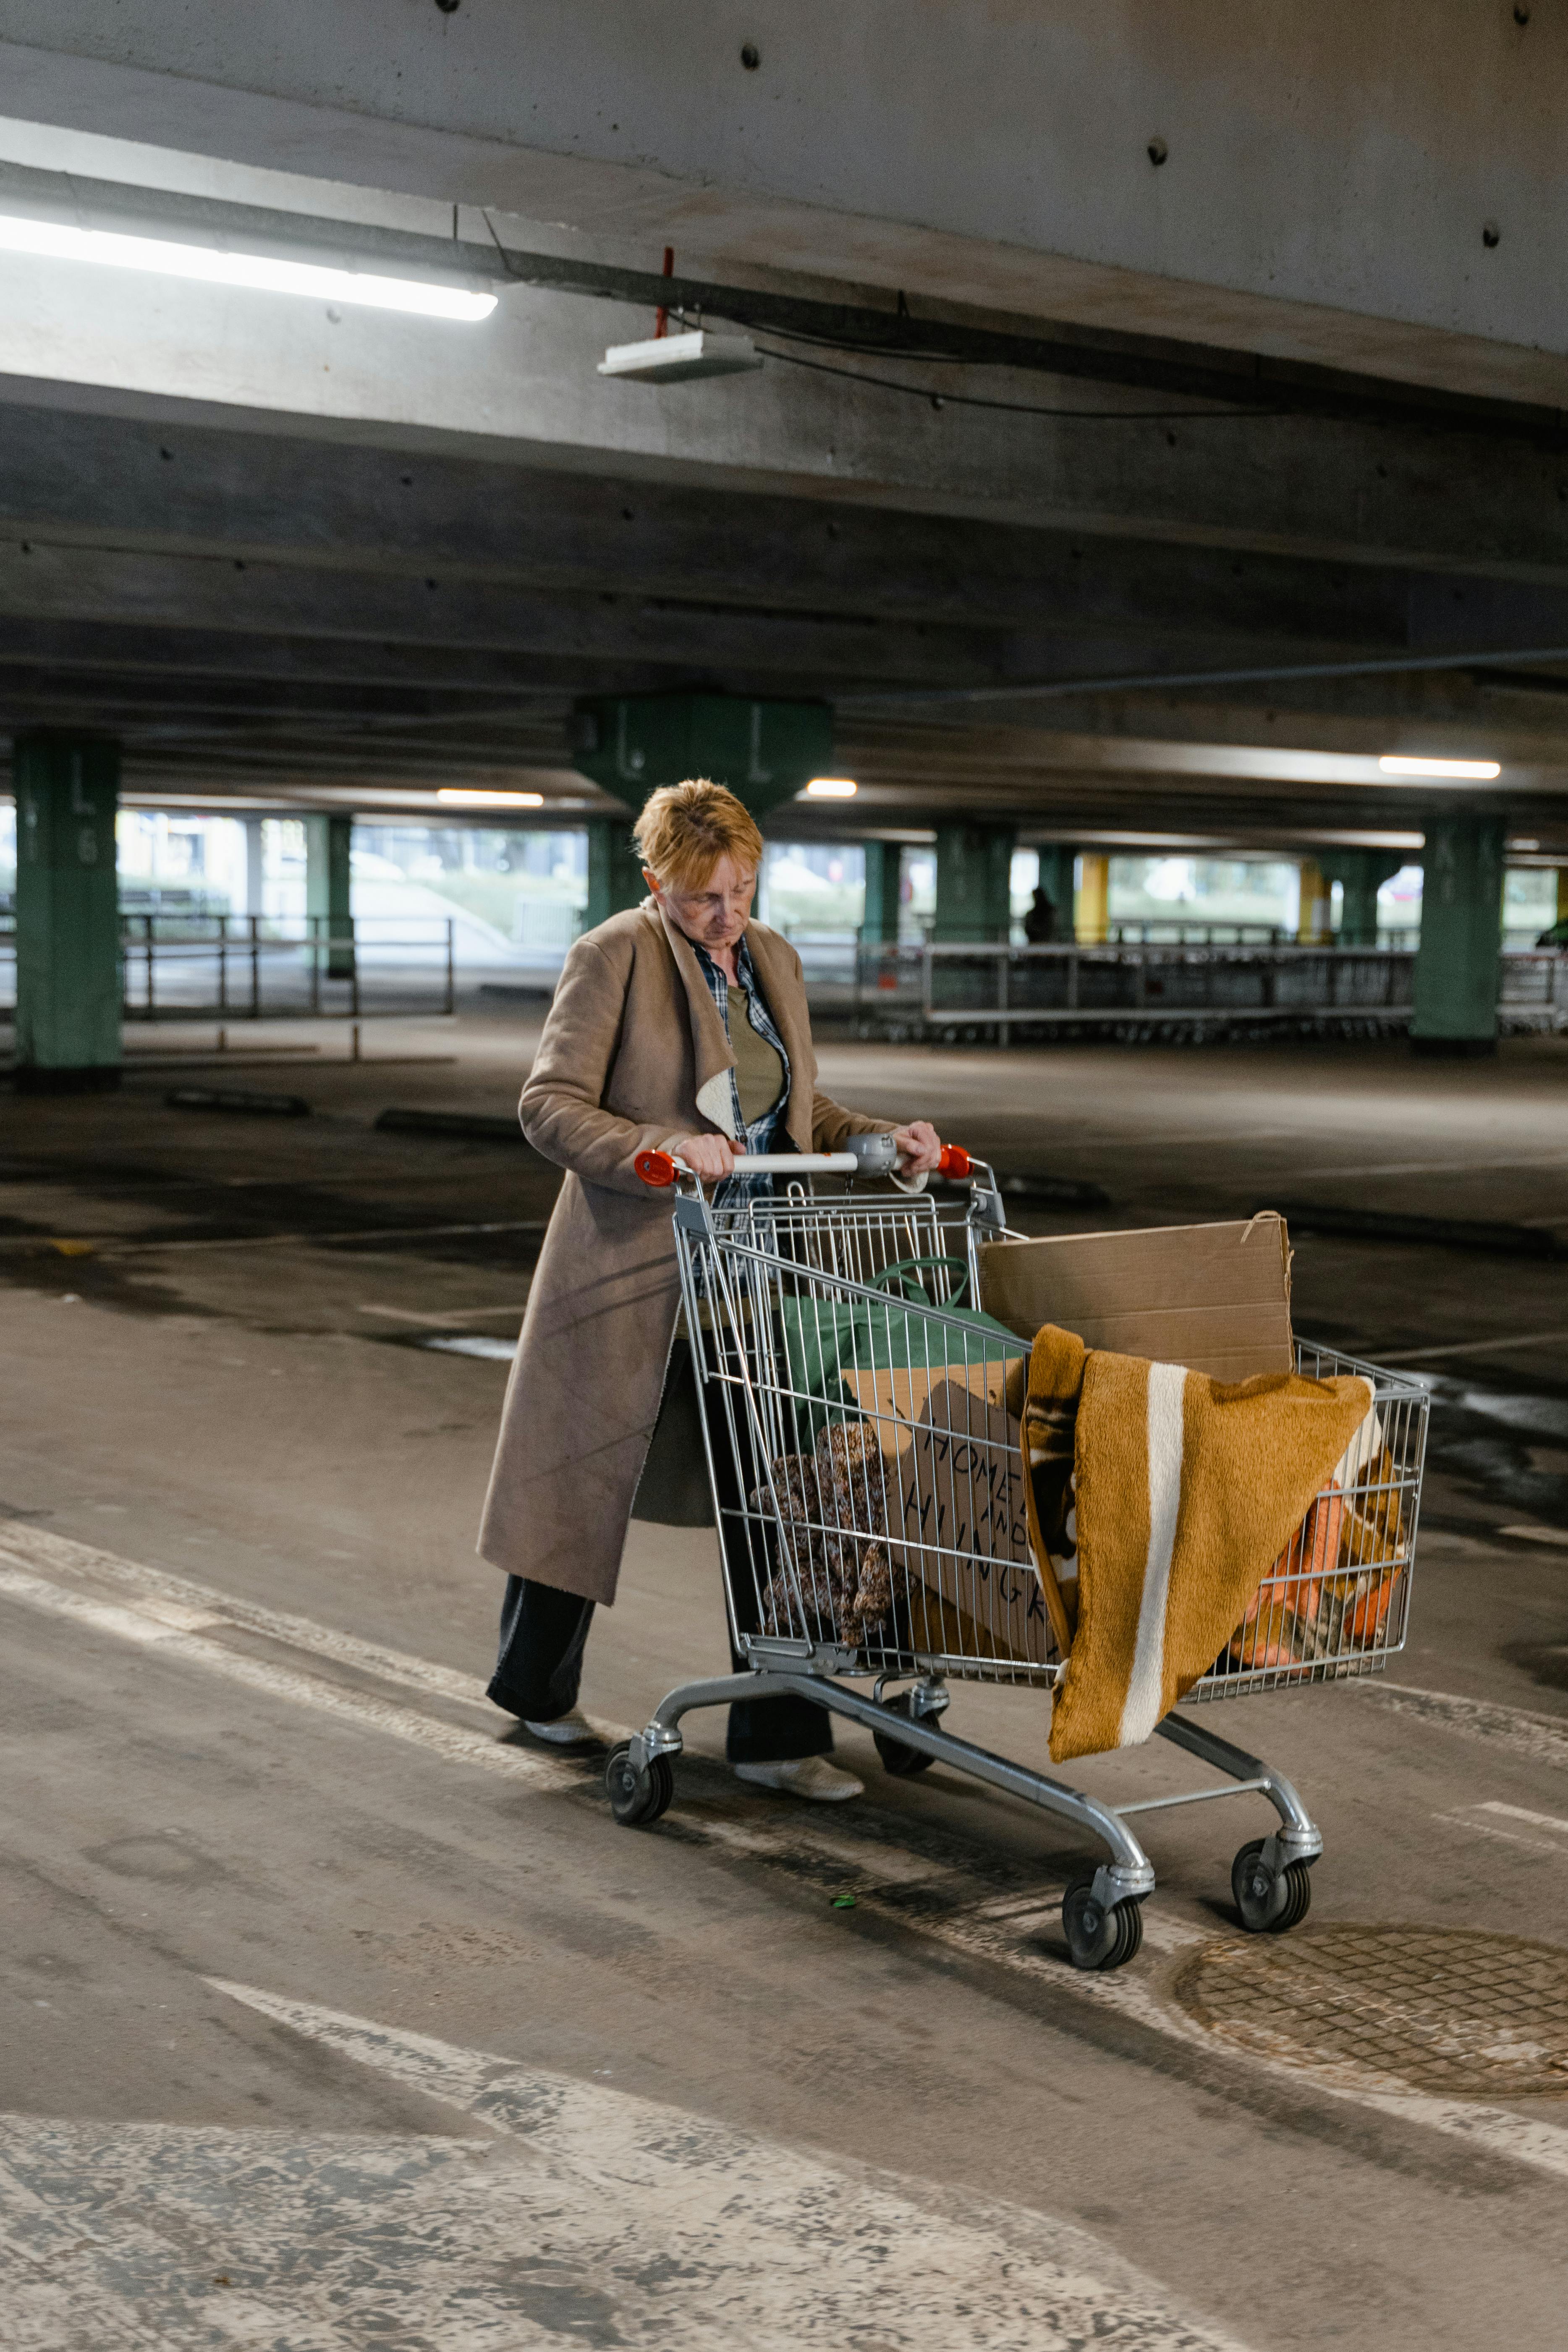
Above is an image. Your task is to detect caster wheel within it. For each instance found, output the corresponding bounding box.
[605,1742,674,1828]
[872,1692,936,1778]
[1062,1870,1144,1972]
[1232,1838,1313,1934]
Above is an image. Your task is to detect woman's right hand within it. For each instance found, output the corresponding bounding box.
[668,1132,741,1182]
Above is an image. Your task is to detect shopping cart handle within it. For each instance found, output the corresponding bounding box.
[638,1142,976,1186]
[636,1147,873,1186]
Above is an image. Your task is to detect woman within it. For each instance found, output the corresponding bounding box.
[478,779,943,1802]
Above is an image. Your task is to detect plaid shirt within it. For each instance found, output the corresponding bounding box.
[691,933,791,1208]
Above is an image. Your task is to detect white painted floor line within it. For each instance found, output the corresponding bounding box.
[8,1525,1568,2187]
[356,1302,530,1325]
[1498,1521,1568,1546]
[1380,1330,1568,1365]
[0,1521,505,1716]
[1354,1679,1568,1772]
[164,1980,1250,2352]
[0,1560,574,1795]
[1430,1810,1565,1857]
[1479,1798,1568,1837]
[1288,1150,1568,1182]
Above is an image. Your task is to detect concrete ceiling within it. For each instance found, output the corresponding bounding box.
[3,17,1568,854]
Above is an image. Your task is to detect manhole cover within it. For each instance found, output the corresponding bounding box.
[1174,1925,1568,2097]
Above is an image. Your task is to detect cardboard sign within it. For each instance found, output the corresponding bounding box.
[840,1356,1014,1454]
[886,1380,1057,1669]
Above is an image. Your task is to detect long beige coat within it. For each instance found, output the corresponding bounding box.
[477,900,901,1603]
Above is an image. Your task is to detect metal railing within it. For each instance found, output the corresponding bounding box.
[118,914,457,1021]
[0,914,457,1024]
[833,940,1568,1038]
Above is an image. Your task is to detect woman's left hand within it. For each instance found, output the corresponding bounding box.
[893,1119,943,1175]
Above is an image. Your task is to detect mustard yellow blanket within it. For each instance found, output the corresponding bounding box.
[1016,1325,1371,1762]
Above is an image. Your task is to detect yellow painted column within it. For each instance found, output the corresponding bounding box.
[1076,852,1109,944]
[1297,857,1330,943]
[1557,868,1568,926]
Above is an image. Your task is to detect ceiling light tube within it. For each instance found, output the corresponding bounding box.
[436,789,544,807]
[804,778,858,798]
[1378,754,1500,779]
[0,213,497,321]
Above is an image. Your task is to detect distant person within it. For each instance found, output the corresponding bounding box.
[1023,884,1057,944]
[476,778,944,1803]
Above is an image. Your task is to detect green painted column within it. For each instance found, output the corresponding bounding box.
[1034,845,1077,941]
[1325,848,1402,947]
[572,693,833,822]
[933,821,1016,942]
[583,819,646,932]
[861,841,903,944]
[13,731,121,1092]
[1411,810,1505,1054]
[304,813,353,980]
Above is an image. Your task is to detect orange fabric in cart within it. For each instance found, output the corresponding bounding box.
[1016,1324,1371,1763]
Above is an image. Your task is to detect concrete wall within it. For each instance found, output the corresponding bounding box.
[0,4,1565,401]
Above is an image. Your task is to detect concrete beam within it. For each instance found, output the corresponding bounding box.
[0,405,1423,644]
[9,247,1568,586]
[3,3,1568,406]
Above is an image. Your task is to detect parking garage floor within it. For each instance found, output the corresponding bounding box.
[7,1010,1568,2349]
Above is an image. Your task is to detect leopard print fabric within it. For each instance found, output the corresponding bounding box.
[751,1420,894,1645]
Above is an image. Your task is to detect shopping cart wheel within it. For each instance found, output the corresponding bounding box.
[605,1742,675,1828]
[1062,1871,1145,1972]
[872,1693,936,1778]
[1232,1839,1313,1934]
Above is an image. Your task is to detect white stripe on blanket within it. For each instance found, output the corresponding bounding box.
[1120,1361,1187,1747]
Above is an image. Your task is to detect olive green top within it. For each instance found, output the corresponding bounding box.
[729,984,787,1125]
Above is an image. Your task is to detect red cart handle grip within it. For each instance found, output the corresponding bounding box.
[938,1143,972,1179]
[635,1149,678,1187]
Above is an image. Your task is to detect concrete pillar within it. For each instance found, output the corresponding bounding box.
[933,821,1016,942]
[1296,857,1331,944]
[1325,849,1402,948]
[1035,845,1077,941]
[861,840,903,944]
[1411,810,1505,1055]
[583,819,646,933]
[13,732,122,1092]
[1076,851,1110,945]
[304,813,353,979]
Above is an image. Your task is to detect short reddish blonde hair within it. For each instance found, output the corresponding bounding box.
[633,779,764,891]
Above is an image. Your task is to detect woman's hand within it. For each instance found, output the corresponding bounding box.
[893,1120,943,1175]
[668,1132,742,1183]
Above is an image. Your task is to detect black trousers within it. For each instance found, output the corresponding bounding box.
[487,1342,832,1763]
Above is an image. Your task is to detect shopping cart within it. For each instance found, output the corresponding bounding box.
[605,1139,1428,1972]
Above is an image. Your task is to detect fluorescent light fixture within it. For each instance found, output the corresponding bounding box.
[1510,837,1542,851]
[804,777,858,799]
[599,329,762,383]
[0,213,497,321]
[436,789,544,807]
[1378,754,1500,780]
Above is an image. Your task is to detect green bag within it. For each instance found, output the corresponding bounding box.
[777,1254,1026,1441]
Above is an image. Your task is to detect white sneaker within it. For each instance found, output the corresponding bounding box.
[733,1756,864,1802]
[521,1709,596,1744]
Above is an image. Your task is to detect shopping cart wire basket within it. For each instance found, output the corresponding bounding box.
[606,1143,1428,1972]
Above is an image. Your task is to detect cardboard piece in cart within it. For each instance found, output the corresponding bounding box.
[885,1380,1056,1669]
[976,1213,1294,1381]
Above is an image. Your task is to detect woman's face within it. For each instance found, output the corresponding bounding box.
[648,851,756,953]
